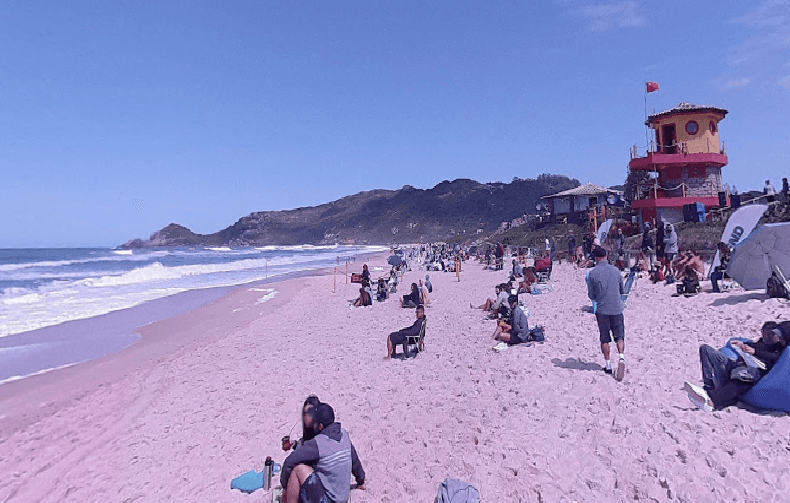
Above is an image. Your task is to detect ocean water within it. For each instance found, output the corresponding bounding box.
[0,245,384,338]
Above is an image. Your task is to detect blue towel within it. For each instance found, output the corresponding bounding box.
[742,347,790,413]
[231,470,264,494]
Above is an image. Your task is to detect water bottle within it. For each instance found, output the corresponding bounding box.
[263,456,273,490]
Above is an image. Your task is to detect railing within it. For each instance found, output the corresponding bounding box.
[633,181,721,201]
[630,139,726,160]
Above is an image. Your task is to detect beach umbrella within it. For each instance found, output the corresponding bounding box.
[727,223,790,290]
[387,255,404,266]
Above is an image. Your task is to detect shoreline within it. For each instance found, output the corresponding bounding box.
[0,252,386,439]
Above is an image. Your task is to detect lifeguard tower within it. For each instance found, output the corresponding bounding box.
[629,102,728,224]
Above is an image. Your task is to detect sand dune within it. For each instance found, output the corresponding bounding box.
[1,257,789,501]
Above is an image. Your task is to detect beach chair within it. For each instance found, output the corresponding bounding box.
[403,319,427,358]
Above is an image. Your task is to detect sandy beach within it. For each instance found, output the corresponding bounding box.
[2,255,789,502]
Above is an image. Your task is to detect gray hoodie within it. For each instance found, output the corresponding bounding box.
[663,224,679,255]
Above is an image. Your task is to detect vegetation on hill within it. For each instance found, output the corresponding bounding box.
[122,174,581,247]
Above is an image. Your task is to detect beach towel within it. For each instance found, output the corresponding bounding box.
[231,470,264,494]
[742,347,790,413]
[435,478,480,503]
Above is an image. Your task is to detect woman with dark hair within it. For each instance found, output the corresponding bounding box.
[283,395,322,451]
[685,321,790,411]
[401,283,421,308]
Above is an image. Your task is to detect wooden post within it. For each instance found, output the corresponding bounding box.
[334,267,337,293]
[345,261,348,284]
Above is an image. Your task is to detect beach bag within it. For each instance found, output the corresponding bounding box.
[529,326,545,342]
[435,478,480,503]
[665,274,675,285]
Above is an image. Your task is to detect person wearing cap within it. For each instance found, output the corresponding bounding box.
[281,403,366,503]
[586,246,627,380]
[493,294,529,345]
[685,321,790,411]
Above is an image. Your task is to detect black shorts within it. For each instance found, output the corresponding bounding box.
[389,331,406,345]
[665,253,675,262]
[509,331,526,345]
[300,472,330,503]
[596,313,625,343]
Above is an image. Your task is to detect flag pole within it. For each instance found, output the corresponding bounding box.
[644,82,649,151]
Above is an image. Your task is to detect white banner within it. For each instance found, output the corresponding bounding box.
[710,204,767,271]
[597,219,614,245]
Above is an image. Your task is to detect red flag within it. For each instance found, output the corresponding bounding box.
[646,82,660,93]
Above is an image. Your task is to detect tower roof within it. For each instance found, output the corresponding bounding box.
[541,183,622,199]
[646,102,728,126]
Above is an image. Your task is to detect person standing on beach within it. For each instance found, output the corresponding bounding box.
[455,256,462,282]
[586,246,626,381]
[568,231,577,262]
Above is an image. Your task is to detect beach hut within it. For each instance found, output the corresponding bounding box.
[540,183,623,225]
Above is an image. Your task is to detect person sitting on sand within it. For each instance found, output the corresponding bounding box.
[710,242,731,293]
[587,246,626,381]
[686,250,705,277]
[419,279,430,306]
[635,252,650,273]
[471,284,508,313]
[684,321,790,412]
[385,304,426,359]
[511,259,522,279]
[376,278,388,302]
[353,286,372,307]
[281,403,366,503]
[493,295,529,345]
[518,267,538,294]
[424,274,433,293]
[401,283,421,308]
[673,265,700,296]
[282,395,322,452]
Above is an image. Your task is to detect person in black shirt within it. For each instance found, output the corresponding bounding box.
[385,305,426,359]
[361,264,371,284]
[710,242,731,293]
[685,321,790,411]
[401,283,421,308]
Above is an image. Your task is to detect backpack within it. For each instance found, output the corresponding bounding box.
[529,326,545,342]
[767,275,789,299]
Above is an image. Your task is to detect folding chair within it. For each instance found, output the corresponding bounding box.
[404,319,427,358]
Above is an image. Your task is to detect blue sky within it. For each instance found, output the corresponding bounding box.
[2,1,789,247]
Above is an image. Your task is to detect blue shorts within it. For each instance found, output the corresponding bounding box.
[596,313,625,343]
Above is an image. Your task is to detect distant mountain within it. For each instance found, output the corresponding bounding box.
[121,174,580,247]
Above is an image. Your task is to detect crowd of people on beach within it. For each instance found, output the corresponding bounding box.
[267,222,790,499]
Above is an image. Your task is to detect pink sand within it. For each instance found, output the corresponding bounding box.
[1,257,789,501]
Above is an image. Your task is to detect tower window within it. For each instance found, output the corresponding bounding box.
[685,121,699,135]
[709,121,717,134]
